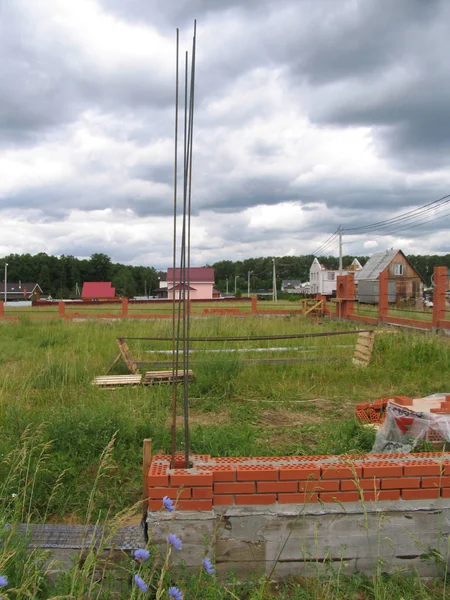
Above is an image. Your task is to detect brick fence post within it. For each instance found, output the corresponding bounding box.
[378,270,389,322]
[58,301,65,318]
[122,297,129,318]
[0,301,4,318]
[251,296,257,315]
[432,266,447,330]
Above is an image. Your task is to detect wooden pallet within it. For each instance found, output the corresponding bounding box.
[352,331,375,367]
[107,338,138,374]
[143,370,194,386]
[93,375,143,387]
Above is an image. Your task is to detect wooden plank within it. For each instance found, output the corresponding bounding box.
[142,369,194,386]
[116,338,138,374]
[93,375,142,386]
[142,439,152,518]
[106,353,122,375]
[356,337,374,349]
[353,350,371,363]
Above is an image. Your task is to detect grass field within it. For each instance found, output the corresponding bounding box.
[1,315,450,598]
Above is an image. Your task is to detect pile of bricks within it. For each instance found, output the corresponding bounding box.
[430,396,450,414]
[148,452,450,511]
[355,396,413,424]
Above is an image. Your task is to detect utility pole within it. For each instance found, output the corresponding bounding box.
[4,263,8,305]
[272,258,277,302]
[247,271,253,297]
[234,275,238,294]
[226,278,228,294]
[338,225,343,275]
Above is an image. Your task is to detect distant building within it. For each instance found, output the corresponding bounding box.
[310,258,362,296]
[0,281,43,301]
[154,271,168,298]
[355,249,423,304]
[167,267,215,300]
[81,282,116,300]
[281,280,303,294]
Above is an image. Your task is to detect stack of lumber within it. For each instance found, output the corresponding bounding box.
[143,369,194,386]
[93,375,142,387]
[352,331,375,366]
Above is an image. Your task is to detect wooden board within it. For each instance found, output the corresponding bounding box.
[142,369,194,386]
[116,338,138,374]
[93,375,142,387]
[352,331,375,367]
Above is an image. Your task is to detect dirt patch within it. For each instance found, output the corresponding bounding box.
[168,412,231,427]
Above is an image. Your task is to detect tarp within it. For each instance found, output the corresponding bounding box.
[372,394,450,453]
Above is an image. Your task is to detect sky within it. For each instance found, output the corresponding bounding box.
[1,0,449,269]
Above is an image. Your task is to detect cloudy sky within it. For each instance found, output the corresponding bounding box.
[1,0,449,268]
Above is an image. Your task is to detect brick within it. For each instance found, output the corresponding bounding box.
[148,500,166,511]
[341,478,381,491]
[235,494,276,505]
[319,492,360,503]
[299,480,339,492]
[279,465,320,480]
[214,482,255,494]
[321,465,362,479]
[213,495,234,506]
[441,463,450,476]
[257,481,297,493]
[422,476,450,488]
[361,463,402,478]
[148,471,169,487]
[192,487,213,499]
[174,499,213,510]
[381,477,420,489]
[442,488,450,498]
[197,466,235,481]
[402,489,440,501]
[170,471,213,487]
[148,487,191,499]
[362,490,400,502]
[236,466,278,481]
[403,464,442,477]
[278,493,318,504]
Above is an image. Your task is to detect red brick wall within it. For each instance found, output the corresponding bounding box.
[148,452,450,511]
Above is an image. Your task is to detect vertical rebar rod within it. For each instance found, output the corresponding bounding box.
[184,21,196,466]
[170,29,179,468]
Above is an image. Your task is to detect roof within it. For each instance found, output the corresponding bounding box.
[81,282,116,297]
[168,283,197,291]
[157,271,167,281]
[282,280,302,286]
[355,249,400,281]
[0,282,42,297]
[167,267,215,283]
[345,258,362,271]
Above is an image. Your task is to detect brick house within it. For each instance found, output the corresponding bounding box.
[167,267,215,300]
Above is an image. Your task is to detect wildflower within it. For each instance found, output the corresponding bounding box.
[134,548,150,563]
[163,496,174,512]
[168,586,183,599]
[167,533,182,550]
[134,574,148,593]
[0,575,7,586]
[202,557,215,574]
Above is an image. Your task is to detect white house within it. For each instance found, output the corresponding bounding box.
[309,258,362,296]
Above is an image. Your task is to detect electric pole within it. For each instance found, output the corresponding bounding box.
[338,225,343,275]
[272,258,277,302]
[234,275,238,294]
[226,278,228,294]
[247,271,252,297]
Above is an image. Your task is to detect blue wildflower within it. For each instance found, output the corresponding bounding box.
[0,575,7,587]
[163,496,175,512]
[203,556,215,574]
[134,574,148,593]
[168,586,183,599]
[134,548,150,563]
[167,533,182,550]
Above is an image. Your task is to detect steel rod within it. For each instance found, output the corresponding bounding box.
[121,330,373,342]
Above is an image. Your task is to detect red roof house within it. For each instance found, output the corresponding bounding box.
[167,267,215,300]
[81,282,116,300]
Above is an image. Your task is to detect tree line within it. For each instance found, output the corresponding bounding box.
[0,253,159,298]
[1,251,448,299]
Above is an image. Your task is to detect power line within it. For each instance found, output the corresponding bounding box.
[311,230,339,256]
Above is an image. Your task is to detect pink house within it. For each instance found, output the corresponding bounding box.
[167,267,215,300]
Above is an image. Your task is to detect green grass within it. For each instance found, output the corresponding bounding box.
[0,316,449,521]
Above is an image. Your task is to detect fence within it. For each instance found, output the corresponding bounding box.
[325,266,449,333]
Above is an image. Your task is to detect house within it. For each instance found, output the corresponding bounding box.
[167,267,215,300]
[81,282,116,300]
[309,258,362,296]
[355,249,423,304]
[0,281,43,301]
[281,280,303,294]
[154,271,168,298]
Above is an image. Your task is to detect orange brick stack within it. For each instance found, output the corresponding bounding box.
[148,451,450,511]
[356,396,413,424]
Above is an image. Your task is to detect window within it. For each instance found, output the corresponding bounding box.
[327,272,335,281]
[393,263,404,276]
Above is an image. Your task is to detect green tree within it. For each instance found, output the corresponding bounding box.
[112,267,137,297]
[90,253,112,281]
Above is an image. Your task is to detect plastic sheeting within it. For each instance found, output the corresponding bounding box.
[372,394,450,453]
